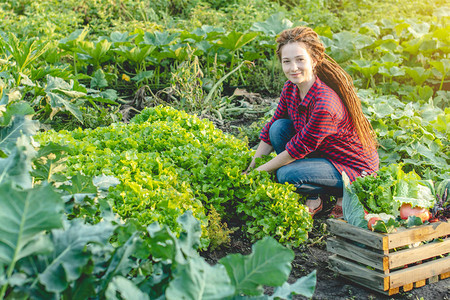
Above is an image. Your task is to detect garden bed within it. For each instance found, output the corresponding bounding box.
[326,218,450,296]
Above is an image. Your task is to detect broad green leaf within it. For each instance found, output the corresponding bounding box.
[404,66,431,85]
[177,210,201,259]
[271,270,316,299]
[250,13,293,37]
[2,33,50,75]
[131,71,154,83]
[0,115,39,155]
[0,135,36,188]
[219,236,294,296]
[91,69,108,89]
[115,45,155,65]
[406,215,423,228]
[147,222,179,264]
[109,31,133,44]
[46,92,83,123]
[0,183,63,265]
[99,89,118,102]
[101,234,142,293]
[349,59,379,79]
[166,256,234,300]
[217,31,259,51]
[407,21,430,38]
[59,28,89,52]
[93,174,120,191]
[78,39,112,66]
[0,102,34,126]
[342,172,368,228]
[353,34,375,50]
[329,31,355,63]
[59,173,97,202]
[39,219,115,293]
[45,75,72,92]
[106,276,149,300]
[372,218,399,233]
[359,22,380,37]
[143,31,179,47]
[430,59,450,77]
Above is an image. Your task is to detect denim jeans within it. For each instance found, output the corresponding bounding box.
[269,119,343,198]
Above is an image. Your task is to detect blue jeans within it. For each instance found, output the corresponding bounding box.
[269,119,343,198]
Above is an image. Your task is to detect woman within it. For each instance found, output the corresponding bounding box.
[246,26,379,218]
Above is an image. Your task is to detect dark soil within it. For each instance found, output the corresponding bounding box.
[201,207,450,300]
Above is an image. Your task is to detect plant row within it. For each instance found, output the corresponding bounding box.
[0,113,317,299]
[35,105,313,247]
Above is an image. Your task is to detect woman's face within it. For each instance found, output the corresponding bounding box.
[280,42,316,87]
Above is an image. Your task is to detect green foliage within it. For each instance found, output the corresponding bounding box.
[351,164,437,216]
[205,206,235,251]
[342,172,368,229]
[0,117,316,299]
[359,89,449,181]
[36,106,312,246]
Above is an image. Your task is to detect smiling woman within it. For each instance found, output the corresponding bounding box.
[246,26,379,219]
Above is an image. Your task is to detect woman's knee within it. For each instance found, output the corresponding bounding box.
[269,119,293,138]
[269,119,295,154]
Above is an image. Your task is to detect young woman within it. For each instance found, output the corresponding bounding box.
[246,26,379,218]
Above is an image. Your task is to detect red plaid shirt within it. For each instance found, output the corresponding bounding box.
[260,78,379,182]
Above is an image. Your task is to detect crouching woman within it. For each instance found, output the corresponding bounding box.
[246,26,379,218]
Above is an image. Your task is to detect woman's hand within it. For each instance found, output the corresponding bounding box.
[243,160,256,174]
[255,151,296,173]
[243,141,273,174]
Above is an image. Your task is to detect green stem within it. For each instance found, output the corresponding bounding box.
[204,60,248,106]
[73,52,78,76]
[439,75,445,90]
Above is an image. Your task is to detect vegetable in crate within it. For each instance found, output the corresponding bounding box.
[352,164,436,217]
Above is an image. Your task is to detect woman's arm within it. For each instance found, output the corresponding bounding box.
[255,150,295,173]
[245,141,274,172]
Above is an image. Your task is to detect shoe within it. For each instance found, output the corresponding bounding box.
[329,203,343,218]
[307,197,323,217]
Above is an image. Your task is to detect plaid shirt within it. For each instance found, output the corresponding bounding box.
[260,78,379,182]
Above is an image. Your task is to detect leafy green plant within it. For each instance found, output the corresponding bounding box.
[0,33,50,85]
[36,106,313,246]
[0,113,317,300]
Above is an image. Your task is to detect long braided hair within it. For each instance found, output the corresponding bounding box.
[276,26,377,150]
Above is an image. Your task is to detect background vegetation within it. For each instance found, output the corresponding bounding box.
[0,0,448,297]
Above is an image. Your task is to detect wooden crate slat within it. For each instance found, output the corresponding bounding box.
[402,283,413,292]
[387,221,450,249]
[387,287,399,295]
[327,237,387,270]
[388,238,450,269]
[441,272,450,280]
[389,255,450,288]
[414,279,426,288]
[328,254,389,291]
[327,219,387,250]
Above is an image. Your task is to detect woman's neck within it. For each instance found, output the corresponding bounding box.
[296,76,316,99]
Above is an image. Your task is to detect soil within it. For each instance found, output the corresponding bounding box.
[201,207,450,300]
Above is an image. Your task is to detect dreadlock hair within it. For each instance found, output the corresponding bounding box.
[276,26,377,150]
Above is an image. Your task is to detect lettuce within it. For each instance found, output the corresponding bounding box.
[351,164,436,216]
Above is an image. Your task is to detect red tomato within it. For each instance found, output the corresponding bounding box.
[399,203,430,222]
[368,217,382,231]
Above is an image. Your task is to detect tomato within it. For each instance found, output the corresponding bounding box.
[399,203,430,222]
[368,217,382,231]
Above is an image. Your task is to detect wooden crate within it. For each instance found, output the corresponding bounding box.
[326,219,450,295]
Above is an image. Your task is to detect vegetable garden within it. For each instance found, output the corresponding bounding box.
[0,0,449,299]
